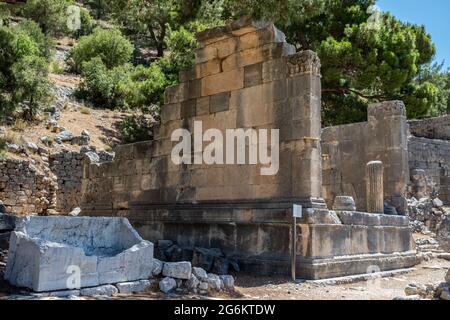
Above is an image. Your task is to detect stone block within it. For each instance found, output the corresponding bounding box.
[80,285,118,297]
[115,280,152,294]
[194,59,222,78]
[201,69,244,96]
[222,43,295,72]
[5,216,154,292]
[196,96,210,116]
[209,92,230,113]
[244,63,262,87]
[162,261,192,280]
[181,99,197,119]
[195,46,218,64]
[159,277,177,293]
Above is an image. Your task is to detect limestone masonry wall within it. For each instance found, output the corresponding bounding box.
[82,18,325,212]
[321,101,409,214]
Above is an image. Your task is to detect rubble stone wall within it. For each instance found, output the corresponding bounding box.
[321,101,409,214]
[408,136,450,204]
[408,115,450,140]
[49,149,114,214]
[0,159,57,215]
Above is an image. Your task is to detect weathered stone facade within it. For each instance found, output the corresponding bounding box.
[80,19,417,279]
[321,101,409,214]
[408,115,450,141]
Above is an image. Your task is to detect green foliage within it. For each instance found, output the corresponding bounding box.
[22,0,73,36]
[78,57,168,110]
[73,7,94,38]
[119,113,154,143]
[226,0,441,124]
[0,22,53,121]
[69,28,133,72]
[12,56,53,121]
[80,0,111,19]
[17,20,54,59]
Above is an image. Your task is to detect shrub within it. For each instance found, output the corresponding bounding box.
[21,0,72,36]
[120,114,154,144]
[17,20,54,60]
[78,58,168,110]
[69,28,133,72]
[11,55,53,121]
[0,23,53,121]
[77,57,131,108]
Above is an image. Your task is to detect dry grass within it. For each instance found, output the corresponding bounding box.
[11,119,28,132]
[79,106,91,115]
[3,130,20,145]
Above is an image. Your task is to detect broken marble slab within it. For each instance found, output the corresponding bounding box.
[5,216,154,292]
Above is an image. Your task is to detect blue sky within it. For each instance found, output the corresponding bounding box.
[378,0,450,70]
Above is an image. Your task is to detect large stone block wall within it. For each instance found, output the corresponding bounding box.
[321,101,409,214]
[80,20,417,279]
[82,18,325,211]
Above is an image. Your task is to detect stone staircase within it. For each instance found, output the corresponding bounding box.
[416,238,450,260]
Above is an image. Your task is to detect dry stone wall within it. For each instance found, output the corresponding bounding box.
[408,115,450,140]
[408,136,450,204]
[49,148,114,214]
[0,159,57,215]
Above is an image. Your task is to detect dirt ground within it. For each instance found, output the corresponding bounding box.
[2,257,447,301]
[232,259,449,300]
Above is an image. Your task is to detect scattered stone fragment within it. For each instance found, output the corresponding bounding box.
[56,130,73,142]
[159,277,177,293]
[68,207,81,216]
[152,259,163,276]
[81,129,90,137]
[115,280,152,294]
[186,274,200,291]
[446,269,450,284]
[80,285,118,297]
[432,198,443,208]
[333,196,356,211]
[162,261,192,280]
[206,273,223,291]
[219,275,235,291]
[84,151,100,164]
[192,267,208,282]
[404,283,427,297]
[198,282,208,291]
[25,142,39,153]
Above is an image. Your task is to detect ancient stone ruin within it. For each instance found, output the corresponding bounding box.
[80,18,419,280]
[5,216,154,292]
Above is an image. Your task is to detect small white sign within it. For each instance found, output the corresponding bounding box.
[293,204,302,218]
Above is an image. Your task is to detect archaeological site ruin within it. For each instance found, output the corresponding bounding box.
[0,18,449,300]
[76,18,449,280]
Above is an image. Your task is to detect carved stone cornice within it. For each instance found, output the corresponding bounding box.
[286,50,321,77]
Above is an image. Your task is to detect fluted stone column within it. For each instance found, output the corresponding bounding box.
[366,161,384,213]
